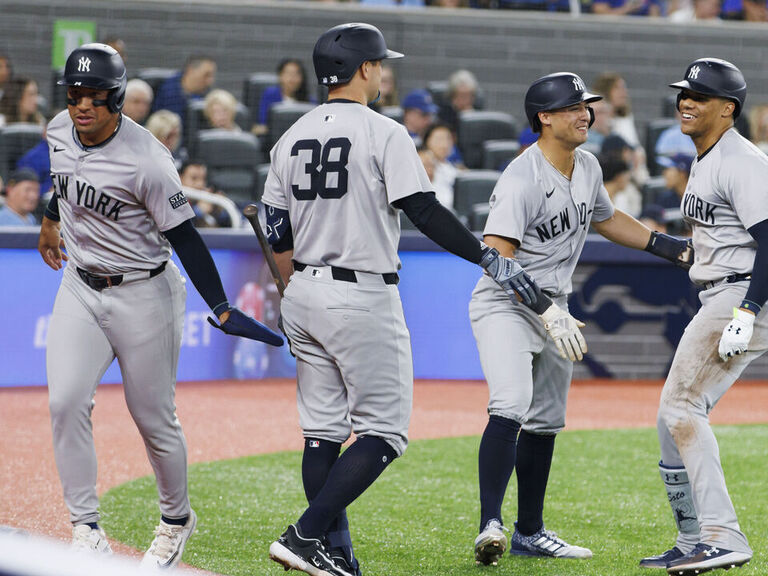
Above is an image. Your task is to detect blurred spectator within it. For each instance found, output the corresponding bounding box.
[639,204,668,233]
[0,77,44,127]
[599,152,642,217]
[429,0,470,5]
[0,168,39,226]
[437,69,479,134]
[743,0,768,20]
[655,112,697,159]
[146,110,186,169]
[424,122,459,207]
[16,125,51,194]
[748,103,768,155]
[359,0,425,5]
[669,0,722,20]
[371,64,399,111]
[417,147,437,182]
[518,126,538,154]
[602,132,648,190]
[0,52,12,101]
[103,36,126,61]
[592,0,661,15]
[151,54,216,126]
[255,58,313,134]
[123,78,153,125]
[204,89,242,131]
[402,89,438,147]
[583,99,614,155]
[179,159,229,227]
[656,152,694,208]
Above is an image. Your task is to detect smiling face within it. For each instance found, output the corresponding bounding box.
[540,101,592,148]
[677,89,735,144]
[67,86,120,146]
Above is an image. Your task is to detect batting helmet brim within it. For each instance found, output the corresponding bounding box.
[384,49,404,60]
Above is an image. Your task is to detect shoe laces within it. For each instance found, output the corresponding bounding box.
[484,519,509,534]
[148,522,183,560]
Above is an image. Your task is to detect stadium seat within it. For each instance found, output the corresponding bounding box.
[0,123,44,182]
[136,68,178,99]
[482,139,520,171]
[641,175,668,206]
[49,69,67,112]
[195,130,262,206]
[645,117,678,176]
[458,111,517,169]
[426,80,449,109]
[254,163,271,203]
[267,101,316,148]
[469,203,490,233]
[452,169,500,224]
[378,106,403,125]
[184,99,251,156]
[242,72,278,126]
[661,93,678,118]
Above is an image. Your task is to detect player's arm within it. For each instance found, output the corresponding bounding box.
[393,191,544,310]
[263,203,295,287]
[38,194,68,270]
[719,218,768,361]
[164,219,283,346]
[592,208,693,269]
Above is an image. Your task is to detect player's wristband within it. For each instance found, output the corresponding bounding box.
[739,299,761,316]
[44,194,61,222]
[212,301,231,317]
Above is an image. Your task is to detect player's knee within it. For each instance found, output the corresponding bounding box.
[48,392,92,424]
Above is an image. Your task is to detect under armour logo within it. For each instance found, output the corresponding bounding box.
[688,65,701,80]
[704,547,720,557]
[572,76,585,91]
[78,57,91,73]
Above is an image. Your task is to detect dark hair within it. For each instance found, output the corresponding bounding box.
[598,152,630,182]
[183,54,215,73]
[277,58,309,103]
[0,52,13,83]
[179,158,207,176]
[0,76,41,124]
[423,121,454,147]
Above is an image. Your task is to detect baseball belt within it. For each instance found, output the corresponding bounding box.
[76,261,167,291]
[703,272,751,291]
[292,261,399,285]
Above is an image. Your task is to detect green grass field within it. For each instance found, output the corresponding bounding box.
[101,426,768,576]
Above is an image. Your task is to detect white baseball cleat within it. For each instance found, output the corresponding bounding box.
[71,524,113,554]
[474,519,508,566]
[509,523,592,559]
[140,509,197,570]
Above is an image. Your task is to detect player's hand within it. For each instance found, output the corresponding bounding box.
[38,218,68,270]
[718,307,755,362]
[480,246,537,306]
[540,303,588,362]
[208,306,284,347]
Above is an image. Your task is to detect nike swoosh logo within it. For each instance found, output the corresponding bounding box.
[546,188,555,198]
[53,146,65,153]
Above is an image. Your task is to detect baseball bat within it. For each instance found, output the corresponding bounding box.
[243,203,287,297]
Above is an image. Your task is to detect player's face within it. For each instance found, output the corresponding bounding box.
[677,89,734,139]
[547,102,591,146]
[67,86,119,145]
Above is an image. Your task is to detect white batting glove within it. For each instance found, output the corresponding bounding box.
[718,308,755,362]
[540,303,588,362]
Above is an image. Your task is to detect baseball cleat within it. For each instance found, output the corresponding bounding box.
[639,546,685,568]
[71,524,113,554]
[474,519,508,566]
[269,524,355,576]
[330,551,362,576]
[509,523,592,559]
[666,543,751,575]
[140,509,197,570]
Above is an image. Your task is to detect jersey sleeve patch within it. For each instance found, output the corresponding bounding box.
[169,191,189,209]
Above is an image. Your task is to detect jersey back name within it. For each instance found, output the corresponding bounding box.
[261,101,432,274]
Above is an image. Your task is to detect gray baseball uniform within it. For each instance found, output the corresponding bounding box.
[262,101,431,455]
[657,128,768,554]
[46,110,195,525]
[470,143,614,432]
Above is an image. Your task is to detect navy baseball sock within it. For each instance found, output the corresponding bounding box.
[478,415,521,530]
[297,435,397,539]
[161,514,189,526]
[301,438,355,563]
[515,430,556,536]
[85,522,100,530]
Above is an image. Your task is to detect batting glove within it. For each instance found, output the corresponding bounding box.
[208,307,284,347]
[540,303,588,362]
[718,307,755,362]
[645,231,694,270]
[480,246,538,306]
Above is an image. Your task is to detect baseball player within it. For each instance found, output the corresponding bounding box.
[470,72,693,567]
[37,44,282,568]
[261,23,569,576]
[640,58,768,576]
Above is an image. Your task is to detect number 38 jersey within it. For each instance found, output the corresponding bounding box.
[262,100,432,274]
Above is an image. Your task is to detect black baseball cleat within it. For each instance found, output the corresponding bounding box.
[639,546,685,568]
[269,524,355,576]
[330,551,362,576]
[666,543,751,575]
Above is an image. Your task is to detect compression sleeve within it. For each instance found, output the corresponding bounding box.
[742,218,768,314]
[164,219,229,316]
[393,192,484,264]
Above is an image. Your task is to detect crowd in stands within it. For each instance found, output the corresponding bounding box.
[0,30,766,232]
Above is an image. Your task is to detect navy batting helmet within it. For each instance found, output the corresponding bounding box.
[669,58,746,119]
[524,72,602,133]
[58,43,127,113]
[313,23,404,87]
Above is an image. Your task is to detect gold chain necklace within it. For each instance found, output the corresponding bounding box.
[540,147,574,181]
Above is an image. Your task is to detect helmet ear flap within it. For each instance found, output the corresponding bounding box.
[588,106,595,128]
